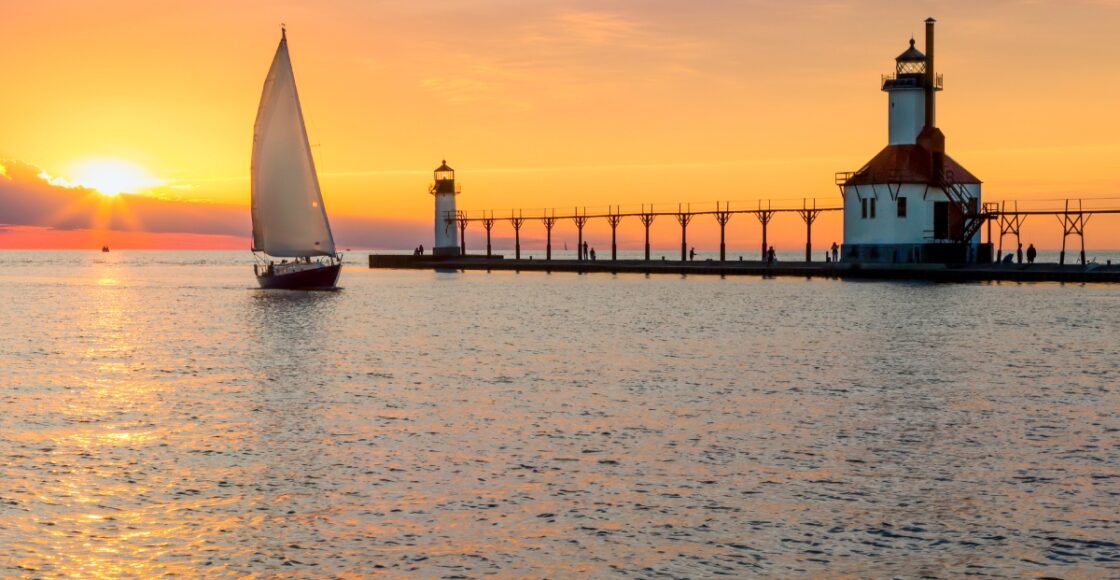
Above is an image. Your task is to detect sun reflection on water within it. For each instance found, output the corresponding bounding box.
[7,255,215,577]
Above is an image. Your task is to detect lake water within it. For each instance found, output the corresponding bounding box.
[1,250,1118,577]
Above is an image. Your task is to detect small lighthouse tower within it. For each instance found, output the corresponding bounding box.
[840,18,985,264]
[430,160,460,256]
[884,37,934,145]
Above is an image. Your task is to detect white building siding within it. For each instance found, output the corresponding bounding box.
[434,193,458,251]
[888,89,926,145]
[843,182,981,245]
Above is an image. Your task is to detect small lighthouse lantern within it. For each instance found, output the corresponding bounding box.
[433,160,457,194]
[430,160,461,256]
[895,38,926,77]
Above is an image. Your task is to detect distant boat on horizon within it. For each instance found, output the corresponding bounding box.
[250,27,341,290]
[101,245,109,253]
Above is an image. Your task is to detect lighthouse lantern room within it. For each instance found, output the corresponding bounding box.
[841,18,985,264]
[430,160,460,256]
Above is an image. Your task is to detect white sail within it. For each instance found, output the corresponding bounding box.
[251,31,336,257]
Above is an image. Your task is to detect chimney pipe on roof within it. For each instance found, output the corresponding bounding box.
[925,17,936,128]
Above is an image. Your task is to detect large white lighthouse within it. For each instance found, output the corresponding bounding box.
[841,18,985,264]
[430,160,460,256]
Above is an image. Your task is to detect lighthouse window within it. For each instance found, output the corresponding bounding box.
[870,198,877,218]
[897,196,907,217]
[898,61,926,75]
[861,198,868,219]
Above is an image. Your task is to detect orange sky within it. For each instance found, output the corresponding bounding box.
[1,0,1118,249]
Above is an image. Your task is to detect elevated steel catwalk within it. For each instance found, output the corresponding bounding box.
[438,197,1120,266]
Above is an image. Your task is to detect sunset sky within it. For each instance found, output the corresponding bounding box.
[1,0,1118,250]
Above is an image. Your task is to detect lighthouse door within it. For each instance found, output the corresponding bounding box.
[934,202,948,239]
[933,201,964,240]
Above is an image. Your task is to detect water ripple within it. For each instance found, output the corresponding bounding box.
[0,250,1118,577]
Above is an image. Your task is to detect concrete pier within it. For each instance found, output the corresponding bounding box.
[370,254,1120,283]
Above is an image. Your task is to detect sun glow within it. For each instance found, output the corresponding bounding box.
[68,159,164,196]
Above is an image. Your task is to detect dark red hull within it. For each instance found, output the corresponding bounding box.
[256,263,341,290]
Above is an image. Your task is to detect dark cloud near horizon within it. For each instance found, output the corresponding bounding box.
[0,160,427,248]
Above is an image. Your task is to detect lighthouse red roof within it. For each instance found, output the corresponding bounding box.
[844,144,980,187]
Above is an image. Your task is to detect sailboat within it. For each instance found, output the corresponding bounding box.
[251,27,341,290]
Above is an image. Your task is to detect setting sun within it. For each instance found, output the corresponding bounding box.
[68,159,163,196]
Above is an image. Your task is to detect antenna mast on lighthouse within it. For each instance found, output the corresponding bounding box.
[924,17,936,129]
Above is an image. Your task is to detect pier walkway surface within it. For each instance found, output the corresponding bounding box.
[369,254,1120,283]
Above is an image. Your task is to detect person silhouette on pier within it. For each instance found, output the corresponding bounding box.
[590,247,596,261]
[767,246,776,264]
[831,242,839,263]
[1027,243,1037,264]
[689,247,696,261]
[582,241,589,260]
[1017,243,1023,264]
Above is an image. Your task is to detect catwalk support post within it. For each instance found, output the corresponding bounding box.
[995,201,1026,263]
[542,212,557,261]
[676,203,693,262]
[510,210,525,261]
[797,199,822,263]
[1057,199,1090,266]
[639,207,656,261]
[482,213,495,258]
[714,201,732,262]
[756,202,774,261]
[573,208,588,261]
[607,206,624,261]
[456,212,468,256]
